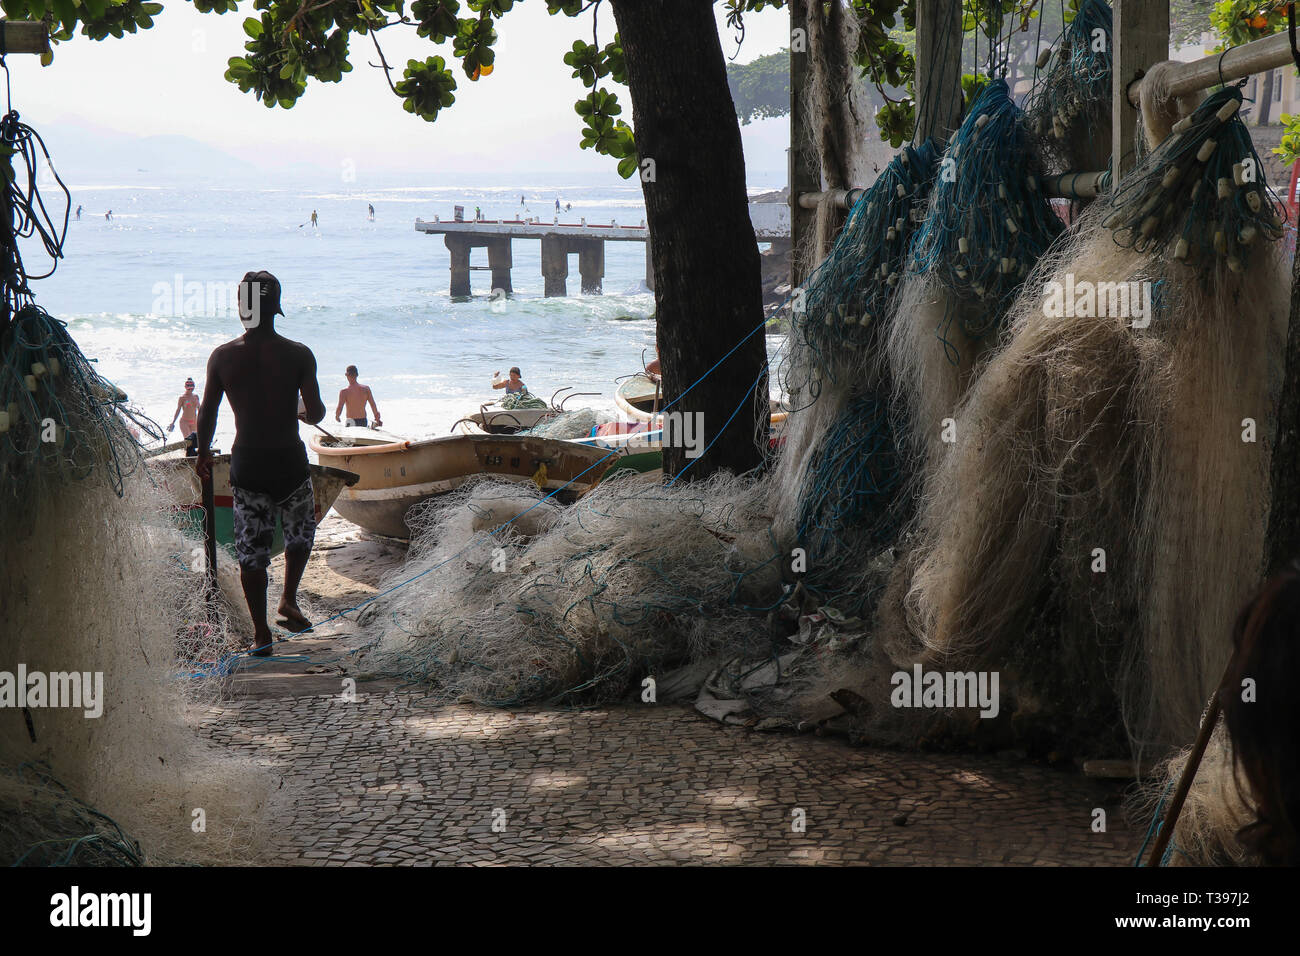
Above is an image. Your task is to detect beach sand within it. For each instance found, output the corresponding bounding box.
[226,514,408,700]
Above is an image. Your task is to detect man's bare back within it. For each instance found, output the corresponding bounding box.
[339,382,375,421]
[202,333,324,449]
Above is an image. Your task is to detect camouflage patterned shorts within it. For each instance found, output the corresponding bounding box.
[231,477,316,571]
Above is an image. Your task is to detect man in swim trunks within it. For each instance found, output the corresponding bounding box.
[169,376,201,455]
[335,365,382,428]
[196,271,326,657]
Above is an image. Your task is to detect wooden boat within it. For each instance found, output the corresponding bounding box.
[615,372,790,426]
[148,452,359,556]
[309,432,621,538]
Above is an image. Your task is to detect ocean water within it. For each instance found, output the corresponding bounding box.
[34,177,780,451]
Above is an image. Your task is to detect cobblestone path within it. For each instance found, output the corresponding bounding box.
[200,688,1140,866]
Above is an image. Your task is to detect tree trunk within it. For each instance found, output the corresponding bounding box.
[1257,69,1275,126]
[611,0,769,481]
[1266,233,1300,573]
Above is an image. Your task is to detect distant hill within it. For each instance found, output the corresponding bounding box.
[34,122,330,187]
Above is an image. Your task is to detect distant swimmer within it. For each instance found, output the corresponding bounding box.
[336,365,382,428]
[75,205,82,220]
[492,366,527,395]
[367,203,375,221]
[565,202,571,212]
[169,376,201,455]
[310,210,318,228]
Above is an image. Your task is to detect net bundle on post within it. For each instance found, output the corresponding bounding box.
[772,139,944,612]
[891,76,1289,766]
[1024,0,1114,172]
[888,78,1064,475]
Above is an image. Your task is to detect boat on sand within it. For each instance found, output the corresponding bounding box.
[615,372,789,426]
[309,432,620,538]
[148,452,359,557]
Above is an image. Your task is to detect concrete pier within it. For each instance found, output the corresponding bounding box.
[416,204,787,297]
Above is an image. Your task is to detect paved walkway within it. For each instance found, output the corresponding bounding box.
[197,515,1141,865]
[200,686,1140,866]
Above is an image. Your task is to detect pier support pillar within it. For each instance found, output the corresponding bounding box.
[644,238,655,292]
[541,236,568,297]
[487,237,513,295]
[445,234,471,297]
[577,239,604,295]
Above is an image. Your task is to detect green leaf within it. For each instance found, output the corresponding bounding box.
[243,17,263,39]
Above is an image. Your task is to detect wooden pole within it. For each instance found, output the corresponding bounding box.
[1130,30,1299,108]
[788,0,819,289]
[915,0,964,143]
[0,21,49,55]
[1112,0,1170,184]
[200,462,218,601]
[1147,692,1224,866]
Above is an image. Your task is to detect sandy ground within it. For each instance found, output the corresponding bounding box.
[219,513,409,699]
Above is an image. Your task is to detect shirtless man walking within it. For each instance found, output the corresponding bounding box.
[168,377,201,455]
[196,271,326,657]
[335,366,382,428]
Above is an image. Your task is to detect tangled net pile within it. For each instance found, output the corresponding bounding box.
[522,406,609,441]
[0,764,143,867]
[364,474,786,706]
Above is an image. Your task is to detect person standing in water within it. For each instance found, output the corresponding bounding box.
[335,365,382,428]
[196,271,326,656]
[168,376,202,455]
[310,210,318,228]
[105,210,112,221]
[75,205,82,220]
[492,366,527,395]
[367,203,375,221]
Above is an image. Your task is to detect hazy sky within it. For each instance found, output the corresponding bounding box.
[7,2,792,178]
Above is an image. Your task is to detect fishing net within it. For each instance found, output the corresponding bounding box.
[522,407,609,440]
[1136,728,1257,867]
[361,474,787,707]
[0,468,284,865]
[896,100,1288,756]
[1024,0,1114,174]
[0,763,144,867]
[1105,84,1285,273]
[498,389,548,410]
